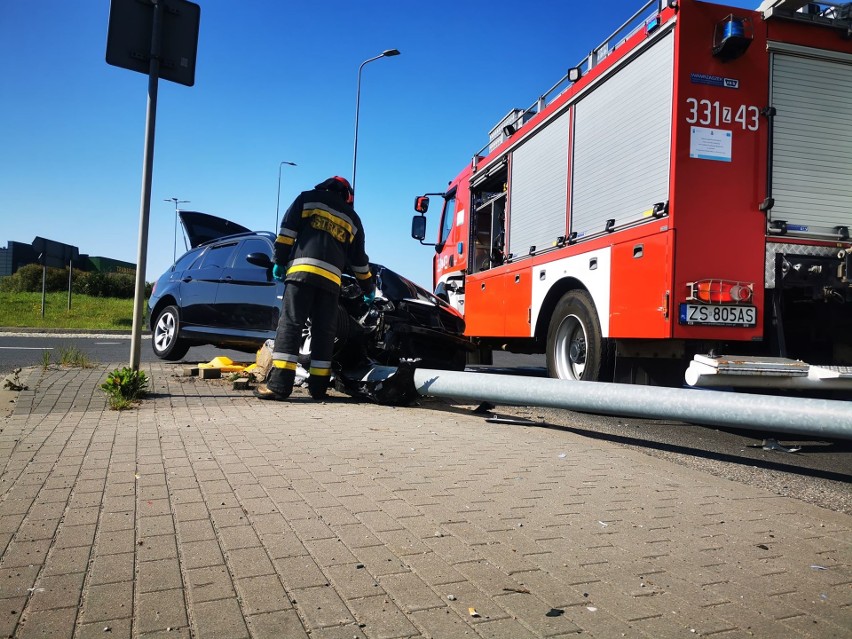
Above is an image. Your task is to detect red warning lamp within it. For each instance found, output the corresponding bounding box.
[414,196,430,214]
[688,279,754,304]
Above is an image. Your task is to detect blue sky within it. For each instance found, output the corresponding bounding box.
[1,0,756,288]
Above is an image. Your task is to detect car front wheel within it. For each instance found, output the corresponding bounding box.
[152,305,190,361]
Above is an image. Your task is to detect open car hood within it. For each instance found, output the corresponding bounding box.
[179,211,252,248]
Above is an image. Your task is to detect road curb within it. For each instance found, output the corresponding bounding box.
[0,327,150,335]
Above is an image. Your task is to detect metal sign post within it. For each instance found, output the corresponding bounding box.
[128,0,163,372]
[68,259,73,311]
[106,0,200,371]
[31,238,78,319]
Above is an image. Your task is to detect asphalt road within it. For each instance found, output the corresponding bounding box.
[0,332,253,374]
[1,332,850,515]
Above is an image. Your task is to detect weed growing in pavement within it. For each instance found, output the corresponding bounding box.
[57,345,94,368]
[40,350,51,369]
[101,367,149,411]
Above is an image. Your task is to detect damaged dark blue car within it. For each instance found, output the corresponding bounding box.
[148,212,470,403]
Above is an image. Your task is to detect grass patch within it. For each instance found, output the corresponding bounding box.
[0,292,139,330]
[57,345,95,368]
[38,344,98,369]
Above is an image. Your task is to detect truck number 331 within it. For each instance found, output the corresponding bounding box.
[685,99,760,131]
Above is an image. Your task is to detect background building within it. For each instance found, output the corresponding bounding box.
[0,237,135,277]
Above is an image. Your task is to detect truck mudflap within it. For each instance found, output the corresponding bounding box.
[685,355,852,392]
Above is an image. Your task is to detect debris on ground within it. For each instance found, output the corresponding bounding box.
[472,401,496,414]
[2,368,27,391]
[197,356,253,374]
[754,438,802,454]
[485,416,538,425]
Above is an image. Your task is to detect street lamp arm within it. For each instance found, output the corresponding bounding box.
[358,53,384,74]
[352,49,400,195]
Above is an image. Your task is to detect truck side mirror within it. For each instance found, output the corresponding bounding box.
[411,215,427,241]
[414,196,430,214]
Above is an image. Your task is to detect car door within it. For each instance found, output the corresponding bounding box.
[179,241,238,328]
[214,237,284,335]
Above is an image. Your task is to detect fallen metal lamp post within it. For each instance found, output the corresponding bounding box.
[412,369,852,441]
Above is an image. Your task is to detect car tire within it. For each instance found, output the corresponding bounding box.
[298,325,312,368]
[152,305,190,361]
[546,290,613,381]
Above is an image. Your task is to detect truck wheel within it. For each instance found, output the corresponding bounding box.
[546,291,613,381]
[152,305,190,361]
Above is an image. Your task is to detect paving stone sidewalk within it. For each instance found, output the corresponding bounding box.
[0,363,849,639]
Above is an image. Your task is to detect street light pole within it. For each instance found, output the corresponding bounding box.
[275,161,297,231]
[164,197,189,263]
[352,49,400,196]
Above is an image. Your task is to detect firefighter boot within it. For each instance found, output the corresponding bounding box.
[307,374,330,401]
[255,366,294,401]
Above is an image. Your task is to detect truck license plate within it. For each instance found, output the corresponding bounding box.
[678,304,756,327]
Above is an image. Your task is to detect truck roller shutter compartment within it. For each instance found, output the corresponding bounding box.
[508,110,571,259]
[769,48,852,238]
[571,30,674,237]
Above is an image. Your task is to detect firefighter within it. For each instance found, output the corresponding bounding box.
[255,176,375,401]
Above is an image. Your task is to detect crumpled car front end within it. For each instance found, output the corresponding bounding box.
[328,264,472,404]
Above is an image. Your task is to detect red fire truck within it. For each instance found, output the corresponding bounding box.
[411,0,852,391]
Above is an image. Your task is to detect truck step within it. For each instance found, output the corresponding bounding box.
[686,355,852,391]
[692,355,809,377]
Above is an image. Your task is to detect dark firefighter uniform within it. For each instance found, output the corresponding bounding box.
[258,176,374,400]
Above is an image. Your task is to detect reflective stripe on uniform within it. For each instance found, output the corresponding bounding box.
[289,257,341,277]
[287,264,341,286]
[302,203,357,237]
[287,257,342,285]
[351,263,371,280]
[302,208,354,241]
[309,366,331,377]
[275,234,295,246]
[272,360,297,370]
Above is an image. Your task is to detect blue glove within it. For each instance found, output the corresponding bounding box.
[272,264,285,282]
[363,289,376,305]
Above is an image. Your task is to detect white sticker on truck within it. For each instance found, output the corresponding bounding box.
[689,126,732,162]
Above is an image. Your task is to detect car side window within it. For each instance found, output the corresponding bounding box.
[198,242,238,270]
[173,247,203,272]
[234,238,272,266]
